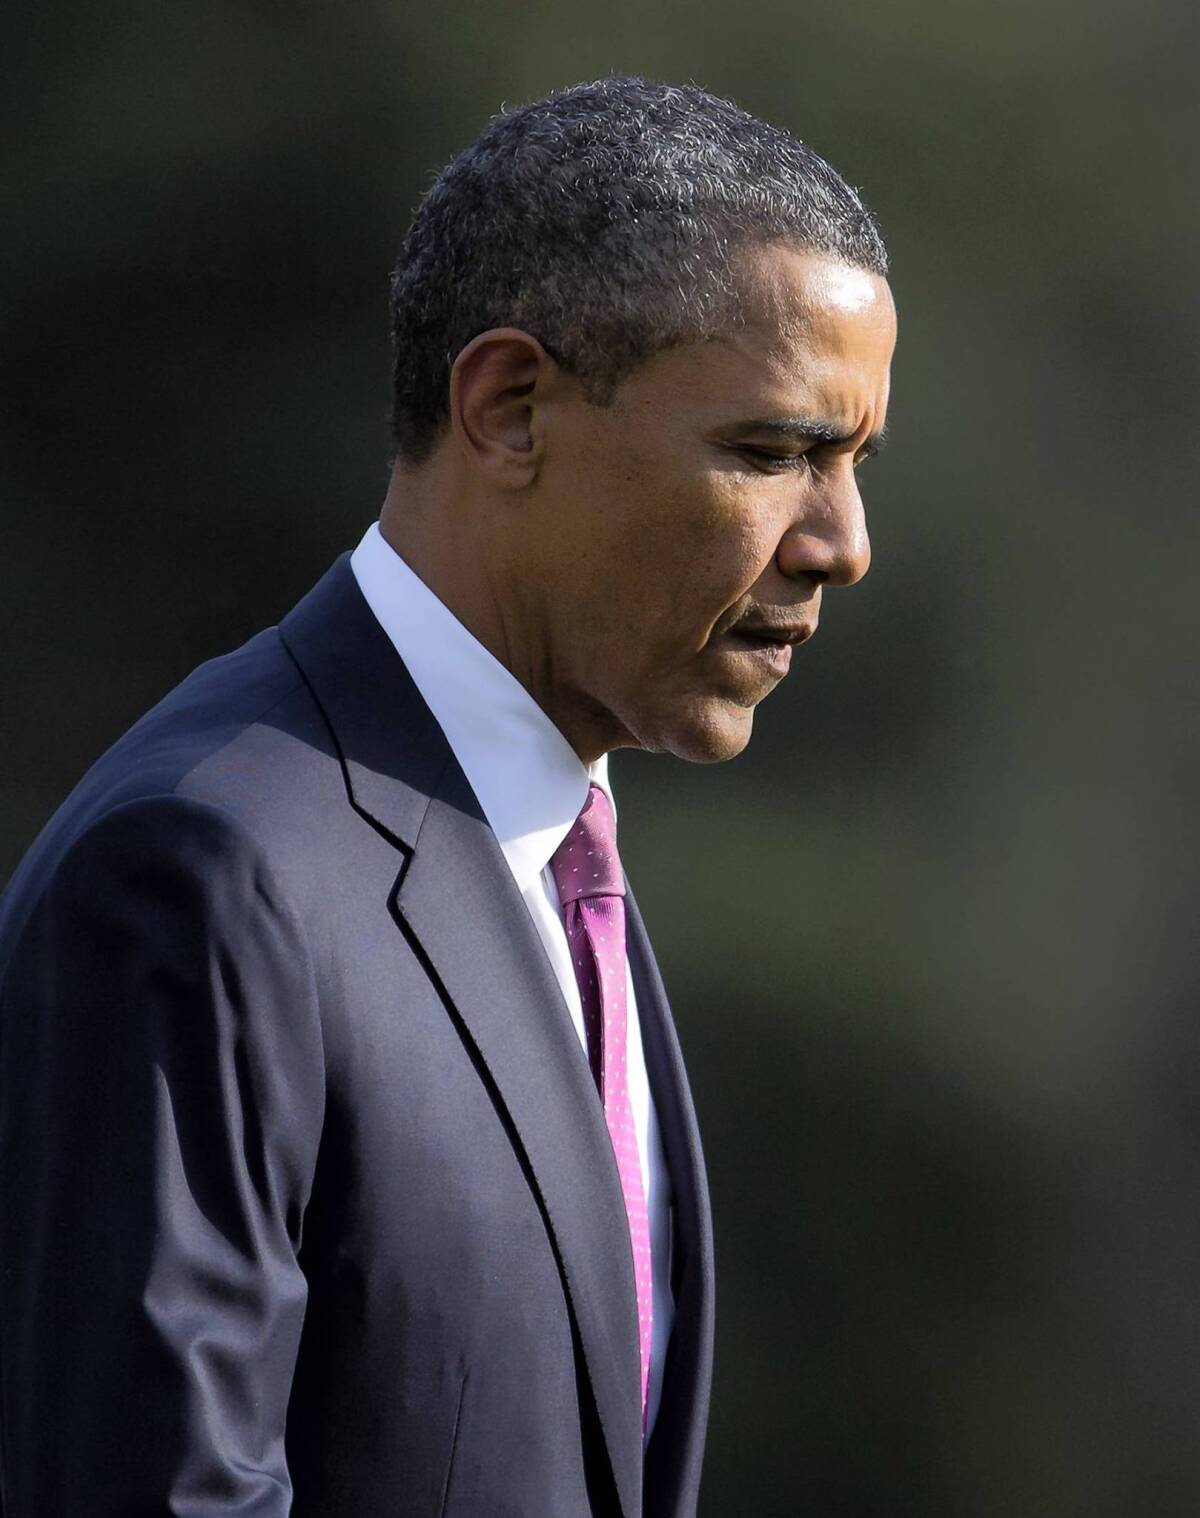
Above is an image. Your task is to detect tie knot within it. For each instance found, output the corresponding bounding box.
[550,783,625,904]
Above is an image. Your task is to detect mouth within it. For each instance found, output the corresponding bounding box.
[717,619,815,679]
[718,628,798,677]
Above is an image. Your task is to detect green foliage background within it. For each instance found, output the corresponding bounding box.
[3,1,1197,1510]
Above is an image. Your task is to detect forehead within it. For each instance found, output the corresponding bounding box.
[606,245,895,438]
[737,244,893,342]
[724,243,896,406]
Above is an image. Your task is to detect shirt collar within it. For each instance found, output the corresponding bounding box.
[349,521,613,893]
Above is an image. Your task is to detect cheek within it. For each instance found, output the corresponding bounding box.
[663,477,779,608]
[566,445,778,636]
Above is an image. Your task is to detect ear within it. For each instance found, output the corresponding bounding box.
[449,328,555,487]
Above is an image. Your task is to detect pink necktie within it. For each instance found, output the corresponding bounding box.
[550,783,653,1426]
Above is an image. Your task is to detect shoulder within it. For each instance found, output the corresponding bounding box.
[0,625,340,957]
[0,791,313,1005]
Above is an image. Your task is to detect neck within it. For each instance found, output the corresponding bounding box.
[379,460,509,665]
[377,462,619,766]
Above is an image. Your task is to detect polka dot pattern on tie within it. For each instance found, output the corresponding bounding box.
[550,783,653,1430]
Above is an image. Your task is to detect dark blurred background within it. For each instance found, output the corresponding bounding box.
[4,1,1198,1511]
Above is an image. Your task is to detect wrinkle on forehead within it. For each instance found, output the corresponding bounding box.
[700,242,894,442]
[608,242,894,441]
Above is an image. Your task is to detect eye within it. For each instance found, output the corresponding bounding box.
[737,446,810,473]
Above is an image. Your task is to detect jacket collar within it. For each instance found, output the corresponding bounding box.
[279,553,447,852]
[348,521,617,894]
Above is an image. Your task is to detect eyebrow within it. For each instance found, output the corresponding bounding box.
[731,416,890,457]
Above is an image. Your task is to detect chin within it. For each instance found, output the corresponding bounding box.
[635,698,756,764]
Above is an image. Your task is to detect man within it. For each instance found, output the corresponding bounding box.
[0,76,893,1516]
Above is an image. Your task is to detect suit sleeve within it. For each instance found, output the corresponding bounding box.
[0,795,326,1517]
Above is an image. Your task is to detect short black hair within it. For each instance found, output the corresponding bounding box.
[390,75,888,463]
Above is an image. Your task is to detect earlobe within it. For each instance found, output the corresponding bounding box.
[449,328,552,487]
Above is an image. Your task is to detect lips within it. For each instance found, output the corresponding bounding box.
[722,629,795,676]
[718,617,815,680]
[730,623,813,647]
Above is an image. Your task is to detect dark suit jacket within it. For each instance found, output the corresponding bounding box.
[0,556,714,1518]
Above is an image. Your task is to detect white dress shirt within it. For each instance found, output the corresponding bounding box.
[350,521,675,1432]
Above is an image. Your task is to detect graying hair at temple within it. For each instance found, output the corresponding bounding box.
[388,74,889,463]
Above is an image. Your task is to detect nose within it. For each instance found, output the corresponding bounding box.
[775,465,871,588]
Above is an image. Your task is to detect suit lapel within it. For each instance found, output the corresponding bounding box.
[626,893,715,1518]
[398,767,645,1516]
[280,557,645,1518]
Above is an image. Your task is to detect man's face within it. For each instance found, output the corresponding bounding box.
[524,244,896,763]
